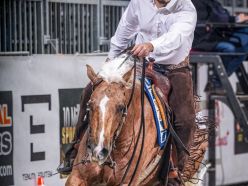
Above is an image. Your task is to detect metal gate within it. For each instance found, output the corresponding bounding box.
[0,0,129,54]
[1,0,247,55]
[220,0,248,13]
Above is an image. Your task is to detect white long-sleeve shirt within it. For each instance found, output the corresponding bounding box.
[108,0,197,65]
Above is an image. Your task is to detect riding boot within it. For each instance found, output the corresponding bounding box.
[57,83,93,174]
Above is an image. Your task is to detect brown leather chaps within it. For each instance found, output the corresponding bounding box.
[167,67,196,172]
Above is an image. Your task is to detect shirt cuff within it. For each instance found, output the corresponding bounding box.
[150,39,161,55]
[107,51,116,60]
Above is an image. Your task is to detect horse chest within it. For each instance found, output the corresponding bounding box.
[93,166,117,185]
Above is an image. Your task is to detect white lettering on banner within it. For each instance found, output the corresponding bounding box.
[0,165,13,177]
[0,104,12,127]
[62,104,80,127]
[0,131,12,156]
[61,104,80,144]
[63,107,69,127]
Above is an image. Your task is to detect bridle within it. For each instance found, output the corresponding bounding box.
[89,54,147,186]
[82,53,138,169]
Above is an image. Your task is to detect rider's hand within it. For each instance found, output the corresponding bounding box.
[131,43,154,57]
[237,13,248,23]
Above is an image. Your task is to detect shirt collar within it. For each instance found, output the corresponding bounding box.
[151,0,177,13]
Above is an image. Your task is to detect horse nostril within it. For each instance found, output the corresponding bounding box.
[100,148,109,156]
[97,148,109,160]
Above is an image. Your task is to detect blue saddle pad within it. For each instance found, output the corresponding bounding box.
[144,78,169,148]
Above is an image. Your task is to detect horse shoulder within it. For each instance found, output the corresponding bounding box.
[66,170,87,186]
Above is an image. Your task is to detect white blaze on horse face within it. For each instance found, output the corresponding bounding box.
[95,95,109,155]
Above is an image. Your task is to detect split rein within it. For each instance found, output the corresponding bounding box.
[120,57,146,185]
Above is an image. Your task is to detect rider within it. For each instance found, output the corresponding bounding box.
[59,0,197,185]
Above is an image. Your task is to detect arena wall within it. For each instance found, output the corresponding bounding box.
[0,54,248,185]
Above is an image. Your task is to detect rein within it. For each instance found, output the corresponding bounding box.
[129,57,146,184]
[120,57,146,186]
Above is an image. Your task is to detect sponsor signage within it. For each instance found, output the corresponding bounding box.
[0,91,14,185]
[59,88,83,166]
[0,54,105,185]
[1,54,246,185]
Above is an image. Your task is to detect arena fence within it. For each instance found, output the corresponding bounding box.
[220,0,248,13]
[0,0,247,55]
[0,0,129,54]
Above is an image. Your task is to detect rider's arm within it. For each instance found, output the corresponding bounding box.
[108,0,139,59]
[150,5,197,57]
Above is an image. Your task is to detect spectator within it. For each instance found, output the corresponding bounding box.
[191,0,248,91]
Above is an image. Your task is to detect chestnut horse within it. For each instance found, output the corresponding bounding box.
[65,54,208,186]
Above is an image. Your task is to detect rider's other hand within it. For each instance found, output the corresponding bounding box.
[237,13,248,23]
[131,43,154,57]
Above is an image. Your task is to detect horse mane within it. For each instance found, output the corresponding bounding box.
[99,53,135,84]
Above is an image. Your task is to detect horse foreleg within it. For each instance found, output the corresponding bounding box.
[65,172,87,186]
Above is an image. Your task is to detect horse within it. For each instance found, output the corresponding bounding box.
[65,54,209,186]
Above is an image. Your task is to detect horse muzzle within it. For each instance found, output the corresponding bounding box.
[87,140,110,165]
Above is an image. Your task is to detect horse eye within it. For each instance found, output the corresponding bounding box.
[116,105,125,113]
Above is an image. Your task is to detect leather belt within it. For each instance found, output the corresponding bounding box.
[158,56,190,72]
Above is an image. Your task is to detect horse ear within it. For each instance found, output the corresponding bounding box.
[123,68,133,82]
[86,64,98,83]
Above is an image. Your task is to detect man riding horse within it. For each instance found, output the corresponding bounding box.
[58,0,197,185]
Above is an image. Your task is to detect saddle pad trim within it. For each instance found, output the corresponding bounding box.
[151,85,168,129]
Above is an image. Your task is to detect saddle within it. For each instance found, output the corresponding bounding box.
[145,63,171,104]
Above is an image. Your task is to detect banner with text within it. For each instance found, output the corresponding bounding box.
[0,91,14,185]
[1,55,248,185]
[0,54,105,186]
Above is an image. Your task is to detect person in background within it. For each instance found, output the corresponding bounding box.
[192,0,248,92]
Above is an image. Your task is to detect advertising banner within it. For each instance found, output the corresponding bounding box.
[59,88,83,174]
[0,91,14,185]
[0,55,248,186]
[0,54,105,186]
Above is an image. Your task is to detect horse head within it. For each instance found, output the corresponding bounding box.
[85,54,135,165]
